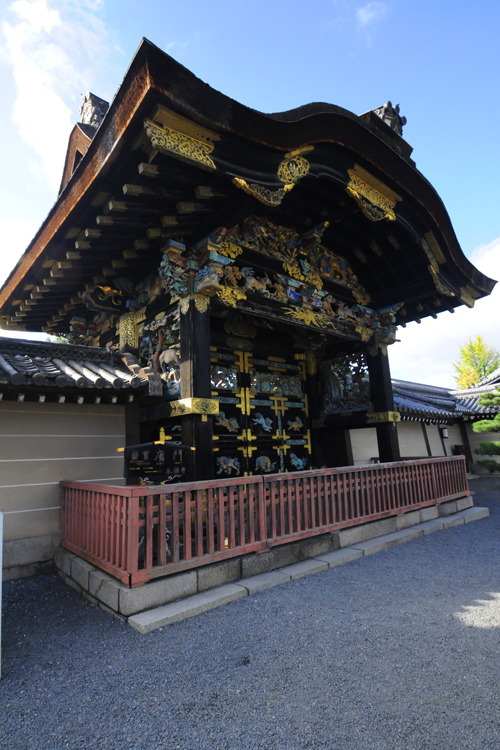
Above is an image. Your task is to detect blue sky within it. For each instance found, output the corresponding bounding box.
[1,0,499,386]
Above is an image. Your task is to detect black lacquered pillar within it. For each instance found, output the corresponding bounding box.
[367,349,401,463]
[179,298,214,479]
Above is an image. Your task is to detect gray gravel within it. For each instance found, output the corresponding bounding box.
[2,477,500,750]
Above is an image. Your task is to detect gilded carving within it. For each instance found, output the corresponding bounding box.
[367,411,401,424]
[179,298,190,315]
[428,264,456,298]
[277,155,310,184]
[194,294,209,313]
[170,398,219,417]
[144,119,216,170]
[216,286,247,308]
[232,177,294,206]
[346,169,397,222]
[119,312,138,349]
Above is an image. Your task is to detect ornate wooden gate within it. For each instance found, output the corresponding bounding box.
[211,348,312,478]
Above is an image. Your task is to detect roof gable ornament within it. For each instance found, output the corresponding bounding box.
[79,92,109,129]
[372,101,407,137]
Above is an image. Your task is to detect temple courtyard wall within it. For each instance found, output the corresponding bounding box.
[0,400,125,581]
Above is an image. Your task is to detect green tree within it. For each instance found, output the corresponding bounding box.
[473,389,500,473]
[454,335,500,389]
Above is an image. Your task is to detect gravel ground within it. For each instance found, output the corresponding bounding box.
[2,477,500,750]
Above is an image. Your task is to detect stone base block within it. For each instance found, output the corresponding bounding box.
[237,570,291,595]
[281,559,329,580]
[128,584,247,634]
[338,517,397,548]
[316,548,364,568]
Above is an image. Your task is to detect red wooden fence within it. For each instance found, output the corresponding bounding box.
[60,456,469,587]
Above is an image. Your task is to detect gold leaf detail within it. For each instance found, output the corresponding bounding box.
[144,119,216,170]
[346,170,396,222]
[194,294,209,313]
[232,178,294,206]
[277,155,310,184]
[216,287,247,308]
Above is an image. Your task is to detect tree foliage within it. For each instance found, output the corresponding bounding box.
[454,335,500,389]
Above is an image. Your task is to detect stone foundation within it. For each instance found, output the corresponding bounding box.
[52,496,478,624]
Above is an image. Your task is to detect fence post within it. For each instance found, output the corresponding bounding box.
[430,461,438,500]
[258,477,267,541]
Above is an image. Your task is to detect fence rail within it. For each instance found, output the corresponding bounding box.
[60,456,469,587]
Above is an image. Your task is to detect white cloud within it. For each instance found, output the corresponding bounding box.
[356,2,389,28]
[1,0,110,189]
[0,218,41,287]
[389,236,500,388]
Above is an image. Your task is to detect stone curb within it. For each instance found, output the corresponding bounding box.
[128,583,247,634]
[128,507,490,633]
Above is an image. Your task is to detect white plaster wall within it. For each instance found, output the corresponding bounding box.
[349,428,378,465]
[0,401,126,576]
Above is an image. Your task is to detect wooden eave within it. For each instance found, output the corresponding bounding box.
[0,38,495,335]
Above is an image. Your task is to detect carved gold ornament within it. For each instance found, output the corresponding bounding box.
[347,170,396,222]
[118,312,138,349]
[232,178,294,206]
[277,155,310,184]
[218,240,243,259]
[144,119,216,170]
[216,287,247,308]
[170,398,220,417]
[428,265,455,298]
[194,294,209,313]
[283,306,337,330]
[367,411,401,424]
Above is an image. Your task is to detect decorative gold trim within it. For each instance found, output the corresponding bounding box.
[282,306,337,330]
[218,240,243,259]
[428,265,455,298]
[232,177,294,206]
[169,398,220,417]
[346,169,397,222]
[194,294,209,313]
[144,119,216,170]
[179,298,190,315]
[216,286,247,308]
[423,232,446,264]
[277,155,310,184]
[118,312,138,349]
[367,411,401,424]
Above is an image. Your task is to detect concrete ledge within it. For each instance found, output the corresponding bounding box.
[443,516,465,529]
[240,534,338,578]
[197,558,241,593]
[456,496,474,511]
[397,510,421,530]
[128,584,247,634]
[316,548,364,568]
[88,570,121,612]
[338,517,397,548]
[119,570,198,617]
[418,519,445,535]
[236,570,291,595]
[71,557,95,590]
[351,527,424,555]
[460,506,490,523]
[281,559,329,580]
[420,506,439,522]
[438,500,458,517]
